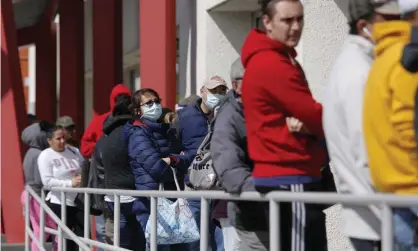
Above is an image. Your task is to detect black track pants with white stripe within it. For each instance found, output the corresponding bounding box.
[256,182,328,251]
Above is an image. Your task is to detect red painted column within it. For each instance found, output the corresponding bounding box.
[92,0,123,115]
[140,0,177,109]
[59,0,85,136]
[35,23,57,122]
[1,0,27,243]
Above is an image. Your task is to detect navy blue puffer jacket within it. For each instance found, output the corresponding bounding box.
[175,99,210,167]
[123,120,177,228]
[124,120,174,191]
[141,118,182,158]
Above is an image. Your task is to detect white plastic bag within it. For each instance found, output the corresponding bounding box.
[144,167,200,245]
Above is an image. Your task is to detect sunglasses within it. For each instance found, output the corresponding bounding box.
[141,99,161,108]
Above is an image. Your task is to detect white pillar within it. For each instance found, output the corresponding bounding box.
[28,45,36,115]
[177,0,197,98]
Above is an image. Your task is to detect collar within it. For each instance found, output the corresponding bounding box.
[346,35,375,59]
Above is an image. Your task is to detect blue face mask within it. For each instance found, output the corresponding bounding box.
[205,93,224,110]
[141,103,162,121]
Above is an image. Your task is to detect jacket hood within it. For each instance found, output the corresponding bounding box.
[373,21,411,57]
[103,114,132,135]
[21,122,49,150]
[109,84,131,110]
[220,90,243,115]
[241,29,296,68]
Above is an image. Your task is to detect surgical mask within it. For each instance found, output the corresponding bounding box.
[205,93,223,110]
[141,103,162,121]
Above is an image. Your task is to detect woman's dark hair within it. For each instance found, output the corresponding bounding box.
[131,88,161,114]
[112,94,132,116]
[47,125,64,139]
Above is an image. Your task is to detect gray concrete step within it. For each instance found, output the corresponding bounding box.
[1,243,25,251]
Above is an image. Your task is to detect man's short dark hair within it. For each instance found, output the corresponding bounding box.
[258,0,300,19]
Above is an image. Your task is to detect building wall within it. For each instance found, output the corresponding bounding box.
[196,0,353,250]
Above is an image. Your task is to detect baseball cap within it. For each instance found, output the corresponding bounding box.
[203,76,228,90]
[230,59,245,81]
[56,116,75,128]
[398,0,418,14]
[347,0,400,22]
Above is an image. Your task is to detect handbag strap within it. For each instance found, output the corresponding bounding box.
[158,167,181,192]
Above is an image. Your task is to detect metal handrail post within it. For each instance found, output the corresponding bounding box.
[113,194,121,247]
[83,192,91,250]
[25,190,31,251]
[200,198,209,251]
[381,204,393,251]
[61,192,67,251]
[270,200,280,251]
[150,196,158,251]
[39,189,46,249]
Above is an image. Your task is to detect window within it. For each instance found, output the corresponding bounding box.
[129,69,139,92]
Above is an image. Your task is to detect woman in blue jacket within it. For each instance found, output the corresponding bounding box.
[123,88,185,232]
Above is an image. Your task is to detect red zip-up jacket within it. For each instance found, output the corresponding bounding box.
[80,84,131,158]
[241,29,326,186]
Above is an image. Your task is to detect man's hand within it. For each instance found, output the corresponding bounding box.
[286,117,311,134]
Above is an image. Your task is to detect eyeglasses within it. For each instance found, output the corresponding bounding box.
[141,99,161,108]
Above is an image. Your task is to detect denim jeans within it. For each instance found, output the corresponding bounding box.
[107,201,146,251]
[184,198,224,251]
[393,207,418,251]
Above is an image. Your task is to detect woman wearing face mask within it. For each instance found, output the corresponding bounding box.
[38,126,84,251]
[123,89,185,233]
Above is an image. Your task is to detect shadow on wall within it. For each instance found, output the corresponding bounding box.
[209,11,253,55]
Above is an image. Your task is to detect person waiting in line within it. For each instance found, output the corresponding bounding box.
[20,121,57,251]
[241,0,328,250]
[123,88,186,250]
[175,77,228,251]
[97,94,145,251]
[363,0,418,249]
[56,116,79,149]
[211,58,268,251]
[38,126,84,251]
[323,0,401,250]
[80,84,131,159]
[79,83,131,250]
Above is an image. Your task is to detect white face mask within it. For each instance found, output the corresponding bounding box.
[141,103,162,121]
[205,93,224,110]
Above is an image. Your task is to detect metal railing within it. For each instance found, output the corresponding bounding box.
[24,185,418,251]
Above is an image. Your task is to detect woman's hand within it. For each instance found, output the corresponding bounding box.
[162,157,171,165]
[286,117,311,134]
[71,174,82,187]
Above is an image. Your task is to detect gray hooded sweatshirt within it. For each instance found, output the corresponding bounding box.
[22,122,50,195]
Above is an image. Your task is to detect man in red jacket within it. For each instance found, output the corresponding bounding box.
[241,0,327,250]
[80,84,132,158]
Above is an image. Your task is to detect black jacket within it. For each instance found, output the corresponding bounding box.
[101,115,136,190]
